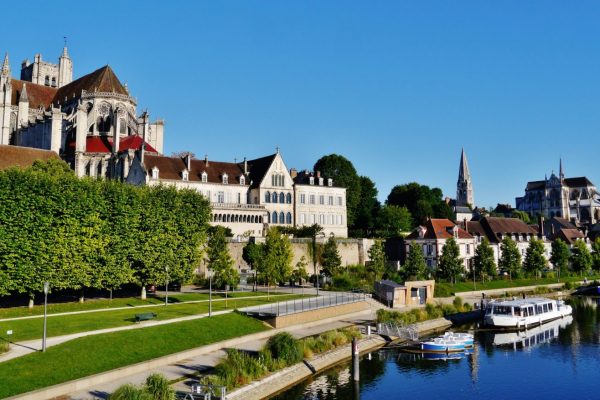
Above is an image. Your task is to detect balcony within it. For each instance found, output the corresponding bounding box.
[211,202,266,211]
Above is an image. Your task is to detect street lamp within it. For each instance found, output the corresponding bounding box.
[165,266,169,306]
[42,281,49,352]
[208,268,213,317]
[312,229,325,296]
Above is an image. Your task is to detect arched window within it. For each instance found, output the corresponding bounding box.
[240,176,246,185]
[272,192,278,203]
[286,193,292,204]
[222,174,228,184]
[272,212,278,224]
[51,77,57,87]
[97,115,112,133]
[279,212,285,224]
[44,76,50,86]
[286,212,292,224]
[279,192,285,203]
[201,172,208,183]
[265,191,271,203]
[119,118,127,135]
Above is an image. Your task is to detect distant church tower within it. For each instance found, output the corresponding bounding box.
[457,148,474,207]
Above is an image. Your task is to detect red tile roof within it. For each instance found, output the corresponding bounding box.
[67,135,156,154]
[0,145,60,170]
[143,154,248,185]
[406,219,473,240]
[558,228,585,245]
[10,79,57,109]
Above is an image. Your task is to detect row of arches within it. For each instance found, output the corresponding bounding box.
[265,191,292,204]
[270,211,293,225]
[212,213,264,224]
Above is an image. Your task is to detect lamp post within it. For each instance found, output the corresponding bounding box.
[208,269,213,317]
[312,228,325,296]
[42,281,49,352]
[165,266,169,306]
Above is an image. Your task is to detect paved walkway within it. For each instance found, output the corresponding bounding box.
[67,307,379,400]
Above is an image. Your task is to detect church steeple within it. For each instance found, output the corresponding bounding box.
[559,158,564,181]
[1,53,9,76]
[457,148,474,207]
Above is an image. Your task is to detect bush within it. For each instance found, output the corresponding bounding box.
[0,341,8,355]
[265,332,303,367]
[452,296,464,310]
[564,281,573,290]
[145,374,174,400]
[215,349,267,390]
[109,384,152,400]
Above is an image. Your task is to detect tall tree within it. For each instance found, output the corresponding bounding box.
[206,226,239,289]
[550,239,570,280]
[366,240,387,281]
[386,183,452,227]
[499,236,522,280]
[403,241,427,281]
[292,256,309,286]
[354,176,381,237]
[473,238,496,282]
[523,238,547,278]
[376,205,412,238]
[320,236,342,276]
[570,239,592,277]
[437,238,463,284]
[314,154,361,228]
[263,228,294,287]
[242,242,264,272]
[591,238,600,272]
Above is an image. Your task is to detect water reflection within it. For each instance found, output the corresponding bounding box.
[272,297,600,400]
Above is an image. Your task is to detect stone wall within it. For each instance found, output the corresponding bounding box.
[266,301,370,328]
[225,238,376,273]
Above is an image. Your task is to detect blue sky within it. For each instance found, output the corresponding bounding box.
[2,1,600,207]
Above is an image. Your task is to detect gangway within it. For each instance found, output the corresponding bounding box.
[377,322,419,341]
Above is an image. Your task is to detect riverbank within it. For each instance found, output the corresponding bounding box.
[226,317,452,400]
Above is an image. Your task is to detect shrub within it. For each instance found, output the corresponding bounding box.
[214,349,267,390]
[564,281,573,290]
[452,296,464,310]
[109,384,152,400]
[0,341,8,355]
[145,374,174,400]
[265,332,303,367]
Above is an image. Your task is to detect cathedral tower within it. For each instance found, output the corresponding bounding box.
[457,148,474,207]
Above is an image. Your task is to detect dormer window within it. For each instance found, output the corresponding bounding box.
[309,177,314,185]
[328,178,333,187]
[151,166,159,179]
[201,171,208,183]
[182,169,189,181]
[222,174,228,184]
[319,177,324,186]
[452,225,459,238]
[240,176,246,185]
[418,226,426,239]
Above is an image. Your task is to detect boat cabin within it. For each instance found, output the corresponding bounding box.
[485,298,555,317]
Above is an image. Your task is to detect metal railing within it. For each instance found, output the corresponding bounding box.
[377,322,419,341]
[240,291,367,317]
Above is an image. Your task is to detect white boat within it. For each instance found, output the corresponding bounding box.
[492,316,573,348]
[484,297,572,329]
[420,337,466,353]
[438,331,474,348]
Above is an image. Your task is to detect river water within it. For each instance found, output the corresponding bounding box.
[272,297,600,400]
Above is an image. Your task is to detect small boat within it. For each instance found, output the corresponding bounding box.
[420,337,466,353]
[484,297,572,329]
[574,285,600,296]
[438,331,474,348]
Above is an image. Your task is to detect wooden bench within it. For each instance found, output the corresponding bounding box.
[135,312,157,323]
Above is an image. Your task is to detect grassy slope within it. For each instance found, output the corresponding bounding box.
[0,313,268,399]
[0,291,277,319]
[436,275,600,296]
[0,294,305,342]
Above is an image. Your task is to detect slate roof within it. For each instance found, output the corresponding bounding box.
[525,177,595,191]
[246,154,277,188]
[293,170,340,187]
[476,217,538,243]
[143,154,247,184]
[406,219,473,240]
[0,144,60,170]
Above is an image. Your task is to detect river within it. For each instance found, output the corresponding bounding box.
[272,297,600,400]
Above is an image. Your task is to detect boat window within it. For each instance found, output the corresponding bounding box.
[514,306,521,316]
[523,308,528,317]
[543,304,549,313]
[493,306,512,315]
[548,303,553,311]
[529,306,534,315]
[536,305,543,314]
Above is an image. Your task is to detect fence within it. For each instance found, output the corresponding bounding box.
[240,291,367,317]
[377,321,419,341]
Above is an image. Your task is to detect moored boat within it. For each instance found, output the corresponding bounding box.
[438,331,474,348]
[484,297,572,329]
[420,337,466,353]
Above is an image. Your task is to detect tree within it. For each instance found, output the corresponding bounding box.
[354,176,381,237]
[376,205,412,238]
[291,256,309,285]
[403,241,427,281]
[499,236,522,280]
[570,239,592,277]
[523,238,547,278]
[366,240,387,281]
[314,154,361,228]
[206,226,239,289]
[550,239,570,280]
[591,238,600,271]
[320,236,342,276]
[386,183,452,227]
[511,210,531,224]
[262,228,294,287]
[437,238,463,284]
[473,238,496,282]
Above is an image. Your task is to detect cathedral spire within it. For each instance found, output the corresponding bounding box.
[2,53,9,75]
[457,148,474,207]
[19,83,28,102]
[559,157,564,180]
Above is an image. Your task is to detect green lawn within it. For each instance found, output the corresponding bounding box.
[0,294,306,342]
[0,290,278,319]
[435,275,600,297]
[0,313,268,399]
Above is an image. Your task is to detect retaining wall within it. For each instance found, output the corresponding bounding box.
[266,301,370,328]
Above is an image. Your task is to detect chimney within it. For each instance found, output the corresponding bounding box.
[184,152,191,171]
[204,154,209,167]
[463,218,468,233]
[539,216,545,237]
[244,157,248,174]
[316,170,321,178]
[290,168,298,179]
